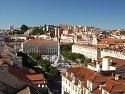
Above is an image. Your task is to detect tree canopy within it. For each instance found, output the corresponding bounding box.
[20,24,29,31]
[61,50,85,60]
[29,52,60,77]
[17,51,34,69]
[61,50,91,67]
[31,27,45,35]
[61,43,74,51]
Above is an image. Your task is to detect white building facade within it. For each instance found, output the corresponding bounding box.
[72,43,125,61]
[72,44,101,60]
[21,38,58,55]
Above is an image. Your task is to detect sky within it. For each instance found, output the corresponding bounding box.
[0,0,125,30]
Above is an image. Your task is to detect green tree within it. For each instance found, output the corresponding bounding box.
[31,27,45,35]
[61,43,74,51]
[29,52,60,77]
[50,68,60,77]
[80,58,91,67]
[29,52,41,61]
[17,51,34,69]
[20,24,29,31]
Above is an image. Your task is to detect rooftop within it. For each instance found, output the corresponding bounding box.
[23,38,57,44]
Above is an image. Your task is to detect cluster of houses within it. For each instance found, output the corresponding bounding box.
[60,26,125,94]
[1,24,125,94]
[0,45,47,94]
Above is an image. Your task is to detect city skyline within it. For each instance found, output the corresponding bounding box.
[0,0,125,30]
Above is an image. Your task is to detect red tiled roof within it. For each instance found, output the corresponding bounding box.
[26,74,45,81]
[73,43,108,49]
[26,74,46,85]
[106,76,115,80]
[105,78,118,86]
[9,64,29,81]
[23,38,57,44]
[88,74,106,83]
[115,80,125,85]
[93,88,102,94]
[7,62,46,85]
[102,84,125,93]
[98,38,125,45]
[66,66,95,81]
[22,66,35,73]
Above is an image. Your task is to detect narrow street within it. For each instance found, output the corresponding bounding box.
[37,68,61,94]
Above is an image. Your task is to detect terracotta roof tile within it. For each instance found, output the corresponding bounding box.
[26,74,46,85]
[22,66,35,73]
[105,78,118,85]
[93,88,102,94]
[102,84,125,93]
[98,38,125,45]
[26,74,45,81]
[106,76,115,80]
[115,80,125,85]
[66,66,95,81]
[23,38,57,44]
[9,64,29,81]
[73,43,108,49]
[88,74,106,83]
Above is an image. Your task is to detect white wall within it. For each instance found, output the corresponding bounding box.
[102,58,111,71]
[22,43,58,55]
[101,49,125,60]
[72,44,99,60]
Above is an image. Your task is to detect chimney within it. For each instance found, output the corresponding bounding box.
[115,74,122,80]
[102,57,112,71]
[112,73,114,76]
[15,57,22,68]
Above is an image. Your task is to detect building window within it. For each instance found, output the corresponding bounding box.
[84,88,86,94]
[73,85,74,90]
[75,87,77,93]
